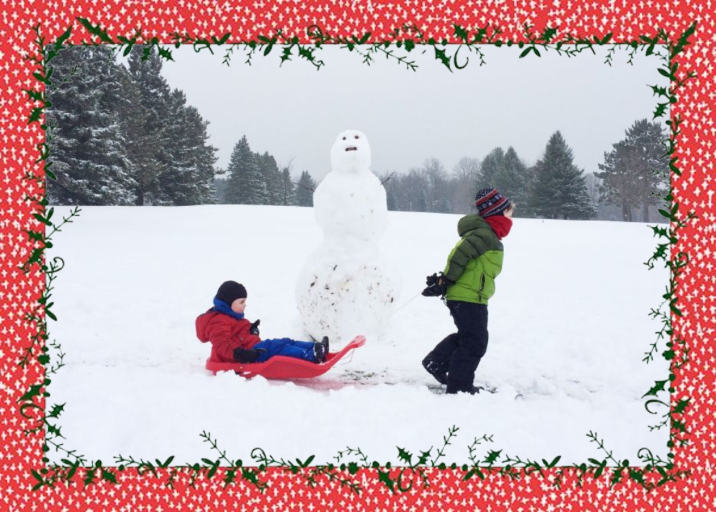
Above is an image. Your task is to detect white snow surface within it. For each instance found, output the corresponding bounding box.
[48,205,670,467]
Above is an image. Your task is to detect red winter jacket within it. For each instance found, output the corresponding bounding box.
[196,310,261,363]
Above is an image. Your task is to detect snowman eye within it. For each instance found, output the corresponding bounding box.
[342,137,346,140]
[355,135,359,139]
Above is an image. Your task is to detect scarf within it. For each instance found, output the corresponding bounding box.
[484,215,513,240]
[212,297,245,321]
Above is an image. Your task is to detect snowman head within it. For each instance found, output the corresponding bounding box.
[330,130,371,173]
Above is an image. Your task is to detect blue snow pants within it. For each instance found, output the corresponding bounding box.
[252,338,317,363]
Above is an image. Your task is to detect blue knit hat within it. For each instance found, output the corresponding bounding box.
[475,188,511,217]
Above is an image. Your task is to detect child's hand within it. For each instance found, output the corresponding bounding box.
[422,272,452,297]
[249,319,261,336]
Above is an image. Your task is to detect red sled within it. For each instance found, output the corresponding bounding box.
[205,335,366,379]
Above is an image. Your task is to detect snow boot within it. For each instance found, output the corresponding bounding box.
[314,337,329,363]
[421,355,448,385]
[446,384,482,395]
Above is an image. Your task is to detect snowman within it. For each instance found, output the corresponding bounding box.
[296,130,401,346]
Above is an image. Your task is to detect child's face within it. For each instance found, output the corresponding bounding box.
[505,206,514,218]
[231,298,247,314]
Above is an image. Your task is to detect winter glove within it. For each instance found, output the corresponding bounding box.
[249,319,261,336]
[232,347,266,364]
[421,272,453,297]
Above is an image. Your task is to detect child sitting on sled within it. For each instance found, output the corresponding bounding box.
[196,280,329,364]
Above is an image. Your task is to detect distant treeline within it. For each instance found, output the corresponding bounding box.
[380,122,669,223]
[213,135,316,208]
[47,46,669,222]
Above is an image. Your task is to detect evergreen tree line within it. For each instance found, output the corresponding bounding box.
[380,131,596,220]
[219,123,667,222]
[217,135,317,207]
[380,122,668,222]
[46,46,667,223]
[46,45,218,206]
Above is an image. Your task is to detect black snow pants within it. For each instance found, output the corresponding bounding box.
[425,300,489,394]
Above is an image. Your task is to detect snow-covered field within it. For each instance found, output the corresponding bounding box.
[48,205,670,466]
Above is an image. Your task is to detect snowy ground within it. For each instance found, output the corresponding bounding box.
[47,205,670,467]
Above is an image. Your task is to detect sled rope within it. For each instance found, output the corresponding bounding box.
[389,290,423,318]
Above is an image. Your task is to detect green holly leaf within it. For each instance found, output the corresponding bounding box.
[453,24,469,43]
[377,470,395,492]
[642,380,668,398]
[397,447,412,464]
[433,47,452,71]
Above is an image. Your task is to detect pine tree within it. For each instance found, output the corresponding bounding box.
[519,165,539,218]
[613,119,667,222]
[126,45,173,205]
[223,136,268,204]
[476,148,505,189]
[597,144,624,220]
[473,147,531,216]
[46,46,136,205]
[279,167,295,206]
[417,189,429,212]
[497,147,531,212]
[295,170,317,207]
[222,141,244,204]
[183,103,219,204]
[157,89,218,205]
[529,131,596,220]
[257,151,282,205]
[115,62,152,205]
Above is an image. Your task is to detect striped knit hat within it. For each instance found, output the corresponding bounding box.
[474,188,511,218]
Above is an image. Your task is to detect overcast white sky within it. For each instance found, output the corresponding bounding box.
[151,45,667,181]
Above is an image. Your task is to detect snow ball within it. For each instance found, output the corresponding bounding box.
[330,129,371,173]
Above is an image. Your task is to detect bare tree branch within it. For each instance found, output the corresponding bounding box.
[380,172,396,186]
[293,180,315,193]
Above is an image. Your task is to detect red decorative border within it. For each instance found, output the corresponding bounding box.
[1,1,714,510]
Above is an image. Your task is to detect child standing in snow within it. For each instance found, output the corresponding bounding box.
[421,188,514,395]
[196,280,329,365]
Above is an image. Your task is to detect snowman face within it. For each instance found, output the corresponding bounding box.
[330,130,371,173]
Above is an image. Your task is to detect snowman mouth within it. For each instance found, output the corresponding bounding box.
[345,147,357,152]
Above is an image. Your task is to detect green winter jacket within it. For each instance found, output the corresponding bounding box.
[442,214,504,305]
